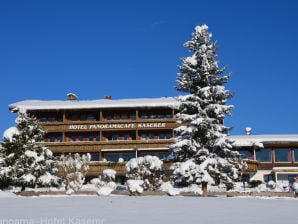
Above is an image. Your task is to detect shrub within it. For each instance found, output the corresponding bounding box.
[126,156,164,194]
[58,153,91,195]
[249,180,262,188]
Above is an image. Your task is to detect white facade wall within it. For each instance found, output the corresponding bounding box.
[250,170,272,182]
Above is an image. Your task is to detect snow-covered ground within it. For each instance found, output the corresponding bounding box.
[0,193,297,224]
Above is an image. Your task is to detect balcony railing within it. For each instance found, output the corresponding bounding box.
[245,160,259,172]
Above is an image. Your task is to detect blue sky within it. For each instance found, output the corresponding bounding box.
[1,0,298,136]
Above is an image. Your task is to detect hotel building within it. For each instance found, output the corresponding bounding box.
[230,135,298,185]
[9,94,179,182]
[9,94,298,184]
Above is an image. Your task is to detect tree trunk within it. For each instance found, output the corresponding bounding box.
[202,182,208,197]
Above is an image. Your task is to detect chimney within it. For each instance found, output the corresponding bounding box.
[245,127,252,135]
[105,95,111,100]
[67,93,78,101]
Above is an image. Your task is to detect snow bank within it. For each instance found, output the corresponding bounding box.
[97,182,116,196]
[1,195,298,223]
[159,182,180,196]
[159,182,202,196]
[0,190,17,198]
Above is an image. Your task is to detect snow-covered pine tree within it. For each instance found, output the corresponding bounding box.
[170,24,244,195]
[0,113,60,190]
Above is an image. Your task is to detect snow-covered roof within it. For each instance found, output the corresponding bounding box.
[273,167,298,172]
[228,135,298,148]
[9,97,179,112]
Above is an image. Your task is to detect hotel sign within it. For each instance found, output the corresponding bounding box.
[68,122,167,130]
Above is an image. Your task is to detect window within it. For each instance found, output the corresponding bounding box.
[241,174,250,183]
[87,115,95,121]
[238,149,254,160]
[121,115,128,120]
[276,173,290,182]
[264,174,274,183]
[80,114,87,121]
[166,114,172,119]
[122,153,135,161]
[294,148,298,162]
[50,137,55,142]
[105,154,119,162]
[71,114,79,121]
[288,174,297,184]
[274,148,292,162]
[71,136,76,142]
[156,152,169,160]
[113,115,120,120]
[141,114,148,119]
[166,133,172,139]
[159,133,165,139]
[48,117,55,122]
[90,153,100,162]
[40,117,47,122]
[256,148,272,162]
[57,136,62,142]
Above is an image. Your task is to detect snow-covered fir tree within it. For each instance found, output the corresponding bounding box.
[170,24,244,195]
[0,113,60,190]
[58,153,91,195]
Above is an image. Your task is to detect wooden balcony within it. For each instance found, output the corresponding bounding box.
[46,140,174,153]
[88,162,127,176]
[84,161,174,177]
[42,120,179,132]
[244,160,259,172]
[85,160,259,177]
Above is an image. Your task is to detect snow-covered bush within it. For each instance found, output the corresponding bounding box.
[102,169,116,182]
[58,153,91,195]
[249,180,262,188]
[0,113,60,190]
[292,182,298,194]
[126,156,164,194]
[91,169,117,196]
[267,180,276,190]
